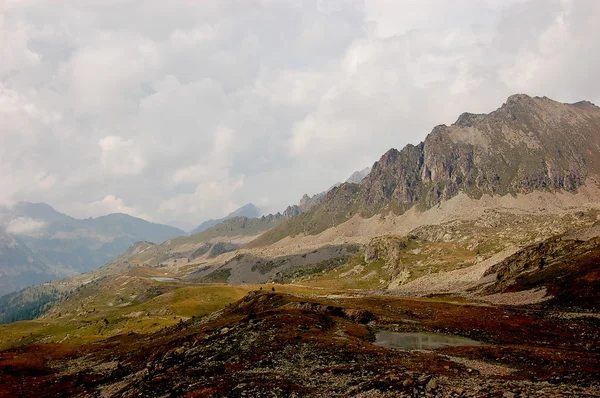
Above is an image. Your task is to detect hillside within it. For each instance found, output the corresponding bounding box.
[252,95,600,247]
[481,226,600,311]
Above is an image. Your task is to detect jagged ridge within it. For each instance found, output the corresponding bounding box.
[251,95,600,247]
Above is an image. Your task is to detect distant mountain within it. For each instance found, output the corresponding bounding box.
[345,167,371,184]
[0,202,185,296]
[0,228,58,298]
[186,205,299,243]
[298,167,371,212]
[191,203,260,235]
[252,94,600,246]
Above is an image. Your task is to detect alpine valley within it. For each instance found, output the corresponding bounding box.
[1,95,599,397]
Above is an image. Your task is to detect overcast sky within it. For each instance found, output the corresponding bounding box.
[1,0,599,229]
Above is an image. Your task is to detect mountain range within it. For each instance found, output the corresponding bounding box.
[3,94,599,295]
[0,202,184,296]
[5,93,595,293]
[0,165,373,298]
[252,94,600,246]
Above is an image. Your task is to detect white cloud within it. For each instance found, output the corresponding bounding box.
[159,176,244,221]
[212,126,234,157]
[0,15,41,76]
[98,136,146,175]
[35,173,57,190]
[170,125,236,185]
[61,36,160,115]
[5,217,46,237]
[172,164,211,185]
[75,195,151,220]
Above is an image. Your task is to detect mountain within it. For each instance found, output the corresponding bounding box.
[0,204,303,323]
[298,167,371,212]
[345,167,371,184]
[190,203,260,235]
[0,228,58,298]
[253,95,600,246]
[166,206,302,262]
[0,202,184,296]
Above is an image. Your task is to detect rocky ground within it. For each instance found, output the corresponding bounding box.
[1,291,598,397]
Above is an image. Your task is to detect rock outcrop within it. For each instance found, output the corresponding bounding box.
[481,232,600,311]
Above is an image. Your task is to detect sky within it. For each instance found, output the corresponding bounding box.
[1,0,599,230]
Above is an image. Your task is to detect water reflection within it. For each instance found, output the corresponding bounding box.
[374,331,483,350]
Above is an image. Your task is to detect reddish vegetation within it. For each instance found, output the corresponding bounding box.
[1,292,598,397]
[485,236,600,311]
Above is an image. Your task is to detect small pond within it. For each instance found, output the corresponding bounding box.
[374,331,483,350]
[150,277,175,282]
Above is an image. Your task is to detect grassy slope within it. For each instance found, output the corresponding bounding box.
[0,278,329,351]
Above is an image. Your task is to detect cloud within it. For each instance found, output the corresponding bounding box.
[98,136,146,175]
[74,195,152,220]
[0,14,41,77]
[61,36,160,115]
[1,0,599,227]
[159,176,244,222]
[5,217,47,237]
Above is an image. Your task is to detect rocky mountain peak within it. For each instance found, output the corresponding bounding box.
[505,93,533,105]
[453,112,484,127]
[299,194,312,207]
[254,94,600,245]
[298,167,372,212]
[282,205,301,219]
[571,100,600,111]
[379,148,401,165]
[346,167,371,184]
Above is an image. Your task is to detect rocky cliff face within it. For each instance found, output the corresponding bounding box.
[354,94,600,217]
[298,193,324,212]
[253,95,600,245]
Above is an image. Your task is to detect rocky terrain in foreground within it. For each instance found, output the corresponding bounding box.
[0,291,598,397]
